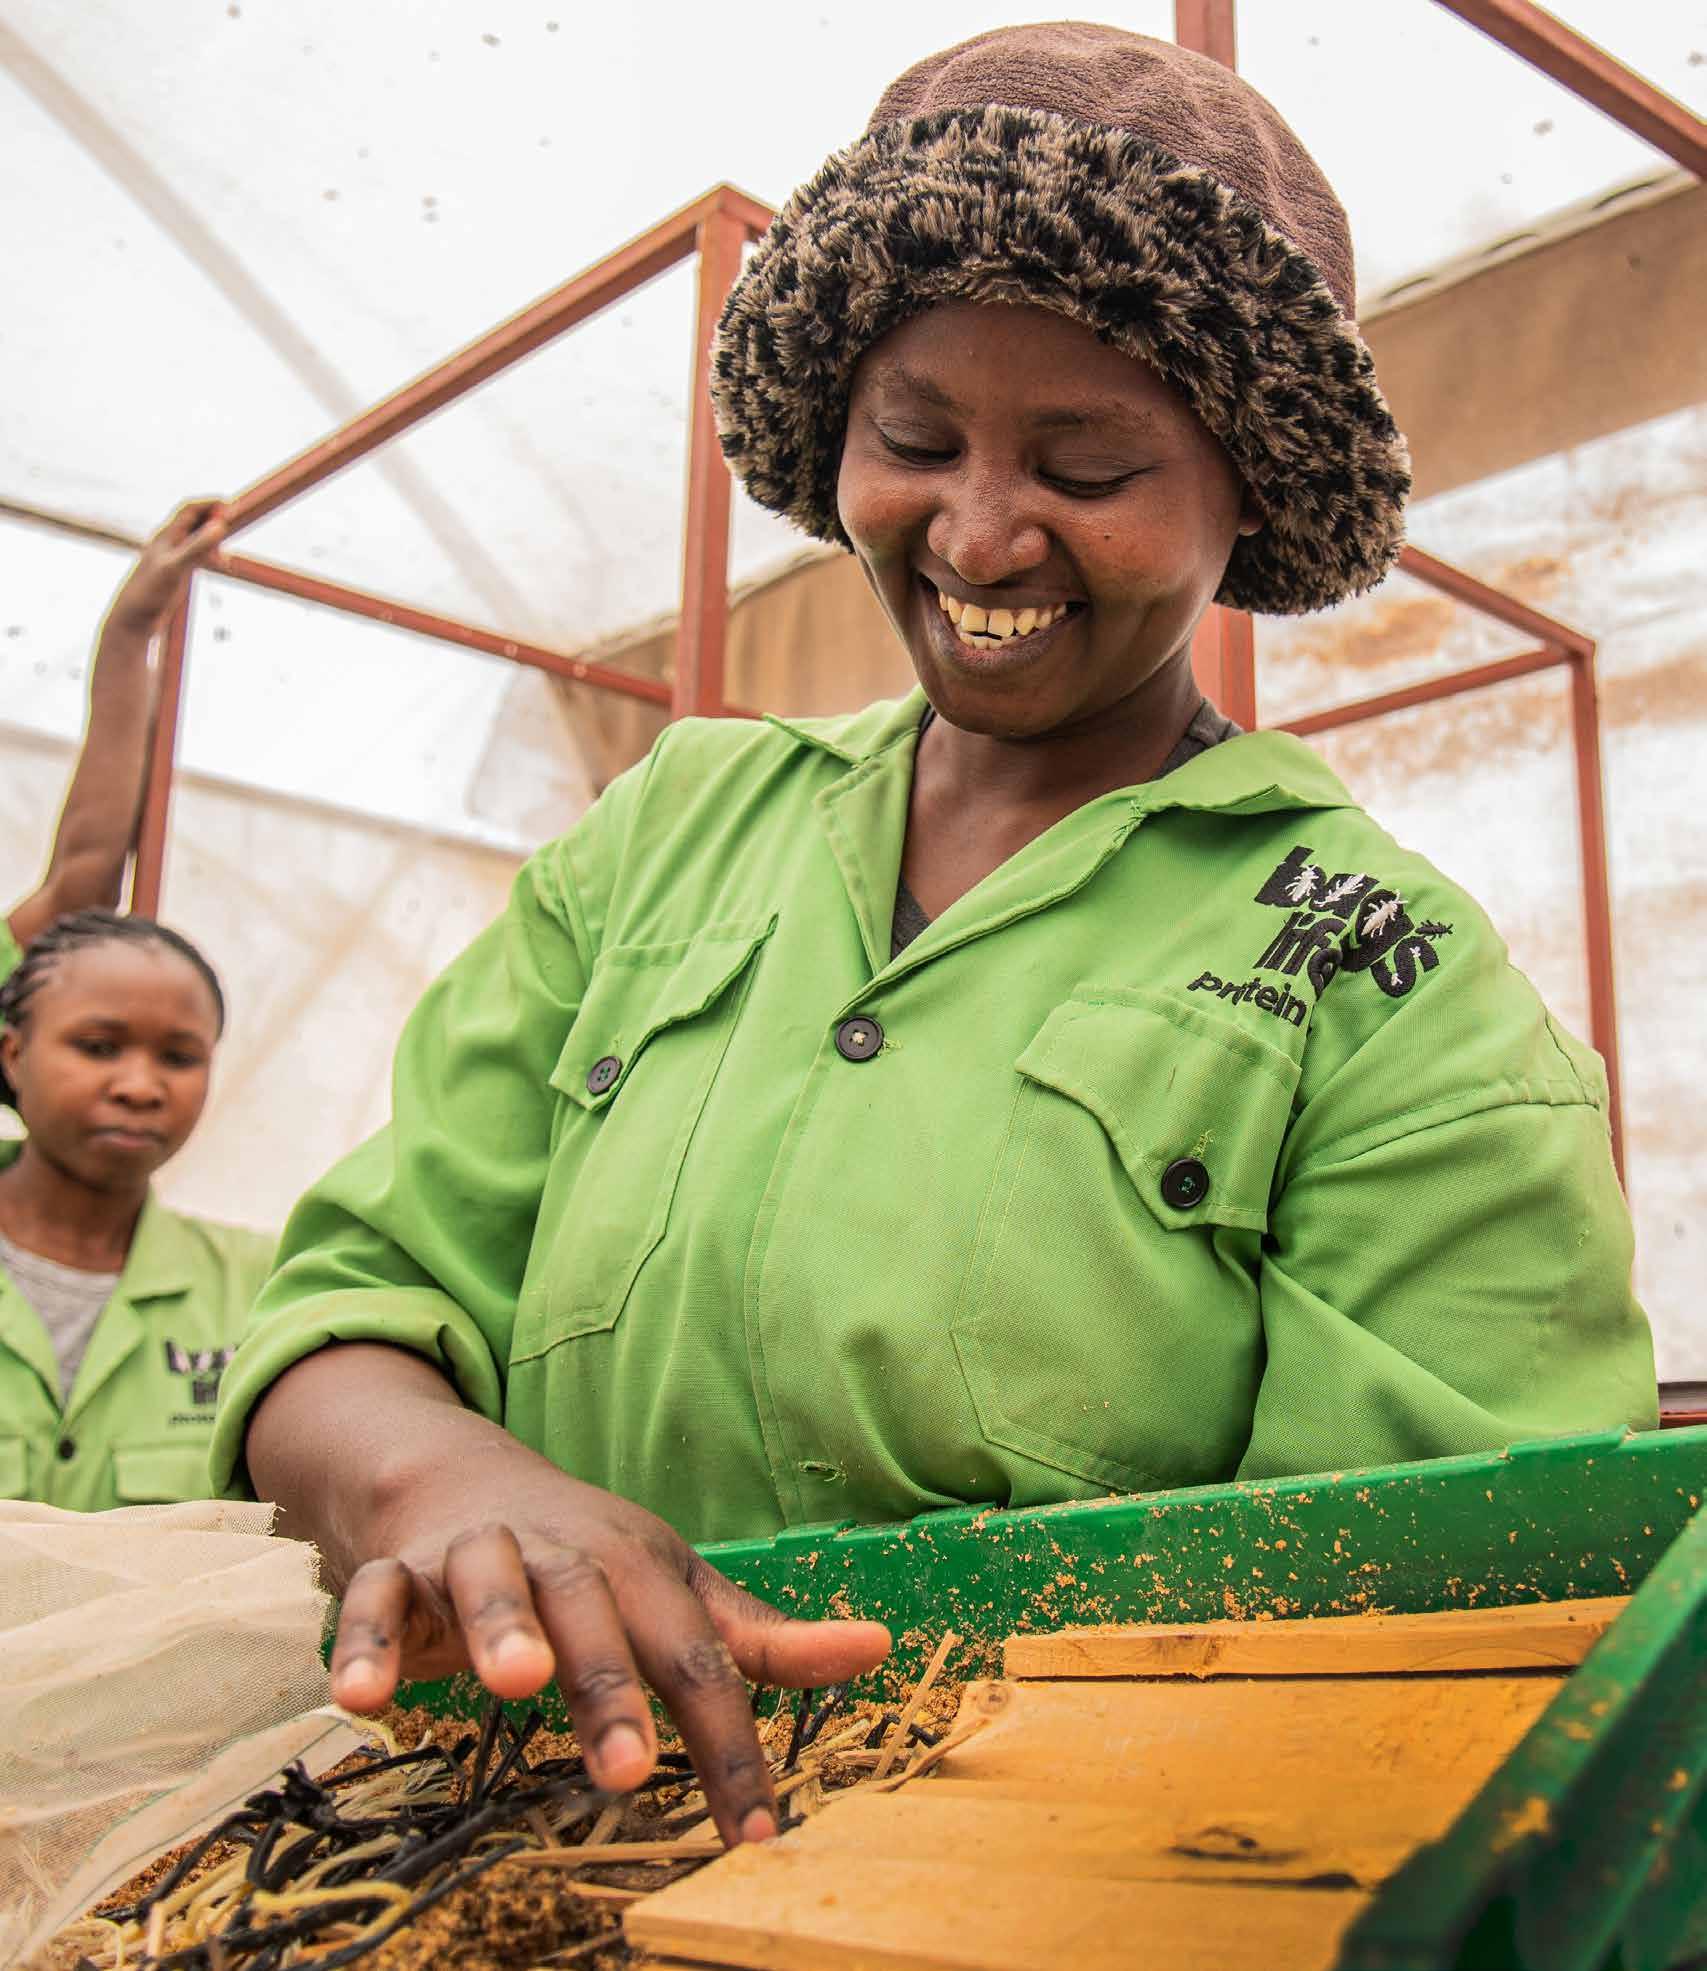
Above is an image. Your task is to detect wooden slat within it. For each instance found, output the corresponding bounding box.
[1003,1596,1629,1680]
[917,1677,1559,1853]
[626,1672,1564,1969]
[628,1846,1367,1971]
[746,1787,1415,1889]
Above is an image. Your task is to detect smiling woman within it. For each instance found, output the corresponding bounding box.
[210,21,1656,1862]
[0,912,274,1509]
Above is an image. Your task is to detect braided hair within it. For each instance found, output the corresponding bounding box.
[0,909,225,1110]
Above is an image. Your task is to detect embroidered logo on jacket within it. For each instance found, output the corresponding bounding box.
[1189,846,1453,1019]
[1251,846,1451,1001]
[164,1339,234,1408]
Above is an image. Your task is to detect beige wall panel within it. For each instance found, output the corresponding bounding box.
[557,551,910,792]
[1366,178,1707,503]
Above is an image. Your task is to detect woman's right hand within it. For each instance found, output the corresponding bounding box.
[105,499,228,641]
[248,1345,891,1847]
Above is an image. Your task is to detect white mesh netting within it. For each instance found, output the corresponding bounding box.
[0,1498,339,1966]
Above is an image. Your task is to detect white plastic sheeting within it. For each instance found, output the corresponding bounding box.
[3,1,1704,834]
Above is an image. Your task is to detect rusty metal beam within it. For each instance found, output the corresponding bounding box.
[1567,646,1622,1169]
[213,551,677,708]
[1434,0,1707,179]
[674,198,751,719]
[1399,544,1594,655]
[1173,0,1237,69]
[1190,606,1257,728]
[130,584,191,917]
[1273,644,1565,737]
[219,185,763,539]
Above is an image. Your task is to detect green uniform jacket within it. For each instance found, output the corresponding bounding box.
[0,1141,275,1508]
[211,694,1657,1544]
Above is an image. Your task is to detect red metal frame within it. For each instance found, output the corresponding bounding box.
[130,590,190,917]
[123,2,1688,1175]
[1274,546,1622,1177]
[128,183,776,911]
[1434,0,1707,180]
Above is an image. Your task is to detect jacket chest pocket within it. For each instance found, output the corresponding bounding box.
[113,1440,212,1504]
[515,920,773,1354]
[952,986,1301,1495]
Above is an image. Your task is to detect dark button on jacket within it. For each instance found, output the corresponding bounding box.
[586,1055,623,1095]
[1161,1158,1211,1210]
[835,1017,884,1062]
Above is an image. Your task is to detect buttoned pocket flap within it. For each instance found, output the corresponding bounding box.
[1016,987,1301,1233]
[112,1441,212,1504]
[551,921,776,1114]
[0,1439,26,1499]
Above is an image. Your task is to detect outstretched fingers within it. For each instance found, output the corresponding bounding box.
[521,1541,659,1794]
[689,1555,892,1688]
[629,1572,783,1849]
[330,1556,420,1713]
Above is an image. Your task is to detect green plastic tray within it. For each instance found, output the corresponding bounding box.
[393,1425,1707,1970]
[703,1426,1706,1682]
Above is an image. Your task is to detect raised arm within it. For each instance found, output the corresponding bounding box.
[7,500,226,949]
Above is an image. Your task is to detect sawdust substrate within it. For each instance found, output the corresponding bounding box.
[38,1686,964,1971]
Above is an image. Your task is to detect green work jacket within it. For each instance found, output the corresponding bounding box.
[0,1140,275,1509]
[211,693,1657,1545]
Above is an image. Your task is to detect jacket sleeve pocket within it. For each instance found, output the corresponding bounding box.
[518,919,774,1347]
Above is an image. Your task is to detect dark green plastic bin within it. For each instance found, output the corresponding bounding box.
[399,1425,1707,1970]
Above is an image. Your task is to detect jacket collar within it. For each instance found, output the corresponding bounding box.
[767,688,1355,817]
[0,1139,198,1419]
[0,1137,196,1300]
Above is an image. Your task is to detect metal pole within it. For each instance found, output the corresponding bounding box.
[1434,0,1707,179]
[1173,2,1258,727]
[673,199,749,720]
[1274,644,1566,737]
[1190,607,1258,728]
[130,582,192,917]
[215,551,679,708]
[219,186,771,540]
[1399,545,1593,655]
[1567,647,1624,1181]
[1173,0,1237,70]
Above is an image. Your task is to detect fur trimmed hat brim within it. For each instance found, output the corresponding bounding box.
[712,106,1411,617]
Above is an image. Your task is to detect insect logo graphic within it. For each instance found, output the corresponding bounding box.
[164,1339,235,1407]
[1249,846,1452,1002]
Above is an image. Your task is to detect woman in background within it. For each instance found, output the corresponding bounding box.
[1,501,270,1506]
[0,910,273,1507]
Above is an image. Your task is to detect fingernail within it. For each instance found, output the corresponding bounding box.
[334,1656,374,1688]
[595,1723,649,1783]
[739,1807,778,1845]
[491,1630,546,1668]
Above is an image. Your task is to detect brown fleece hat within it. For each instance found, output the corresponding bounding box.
[711,21,1411,615]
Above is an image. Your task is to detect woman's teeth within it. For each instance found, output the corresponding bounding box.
[935,587,1069,647]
